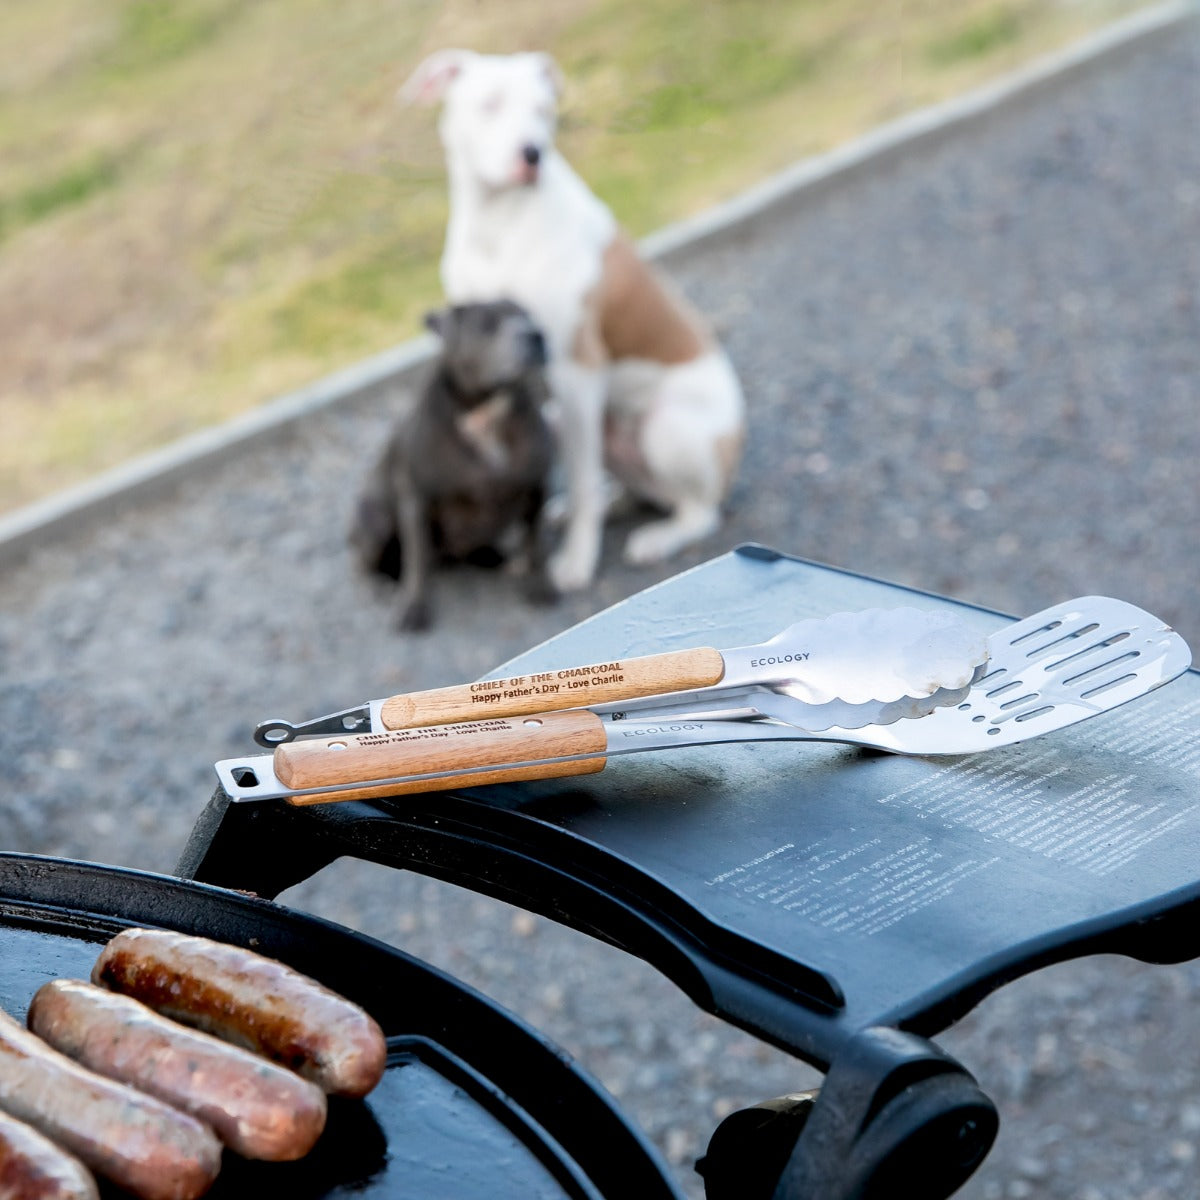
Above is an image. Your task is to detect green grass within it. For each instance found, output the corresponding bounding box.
[107,0,241,72]
[0,152,124,238]
[0,0,1151,512]
[926,7,1025,66]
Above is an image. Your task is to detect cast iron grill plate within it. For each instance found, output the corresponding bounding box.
[0,853,680,1200]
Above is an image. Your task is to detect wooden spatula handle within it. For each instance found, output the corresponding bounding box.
[274,709,609,805]
[380,646,725,729]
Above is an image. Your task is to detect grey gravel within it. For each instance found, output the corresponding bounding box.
[2,26,1199,1200]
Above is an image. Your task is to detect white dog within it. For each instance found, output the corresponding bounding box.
[401,49,745,592]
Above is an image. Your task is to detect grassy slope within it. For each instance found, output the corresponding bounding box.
[0,0,1147,511]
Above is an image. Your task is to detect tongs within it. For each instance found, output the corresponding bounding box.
[215,597,1190,806]
[253,606,988,746]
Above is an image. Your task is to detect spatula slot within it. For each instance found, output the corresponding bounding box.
[976,669,1011,688]
[985,680,1026,698]
[1047,632,1132,673]
[1014,706,1056,723]
[1023,622,1102,658]
[1061,650,1140,689]
[1010,619,1063,646]
[1081,673,1139,700]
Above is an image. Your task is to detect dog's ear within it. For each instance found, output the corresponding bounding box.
[424,309,447,338]
[530,52,564,98]
[398,49,473,106]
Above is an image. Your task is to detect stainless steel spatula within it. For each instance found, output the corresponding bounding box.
[216,597,1190,805]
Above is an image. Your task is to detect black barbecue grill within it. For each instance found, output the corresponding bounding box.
[0,853,679,1199]
[8,547,1196,1199]
[177,546,1200,1198]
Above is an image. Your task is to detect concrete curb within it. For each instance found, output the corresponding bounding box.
[1,0,1191,567]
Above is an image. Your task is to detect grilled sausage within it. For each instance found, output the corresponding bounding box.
[29,981,327,1162]
[0,1109,98,1200]
[93,929,387,1098]
[0,1009,221,1200]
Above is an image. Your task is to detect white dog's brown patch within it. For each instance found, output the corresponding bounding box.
[573,234,711,367]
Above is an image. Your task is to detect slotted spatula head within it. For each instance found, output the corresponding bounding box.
[789,596,1191,755]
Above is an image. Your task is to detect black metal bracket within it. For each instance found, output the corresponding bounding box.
[697,1026,997,1200]
[175,786,343,898]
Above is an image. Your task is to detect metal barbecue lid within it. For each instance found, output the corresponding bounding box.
[0,854,682,1200]
[185,545,1200,1070]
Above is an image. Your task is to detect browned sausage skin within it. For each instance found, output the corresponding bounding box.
[29,981,327,1162]
[0,1009,221,1200]
[0,1109,99,1200]
[93,929,387,1098]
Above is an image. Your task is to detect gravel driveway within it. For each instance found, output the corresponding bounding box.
[2,23,1198,1200]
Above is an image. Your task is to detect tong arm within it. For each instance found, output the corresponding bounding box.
[378,646,727,729]
[251,649,728,748]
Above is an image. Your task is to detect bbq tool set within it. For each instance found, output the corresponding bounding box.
[217,597,1191,806]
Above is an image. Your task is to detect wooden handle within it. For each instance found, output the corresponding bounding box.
[274,709,609,805]
[380,647,725,729]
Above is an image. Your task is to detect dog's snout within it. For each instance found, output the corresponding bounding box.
[522,144,541,167]
[527,328,548,365]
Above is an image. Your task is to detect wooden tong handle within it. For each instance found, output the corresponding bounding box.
[274,710,608,805]
[380,646,725,729]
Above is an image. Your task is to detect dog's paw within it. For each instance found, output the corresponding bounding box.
[548,548,595,593]
[622,521,689,565]
[622,525,673,565]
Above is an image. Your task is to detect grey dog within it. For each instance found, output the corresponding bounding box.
[351,300,557,630]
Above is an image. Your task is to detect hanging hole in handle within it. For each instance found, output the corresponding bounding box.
[255,722,295,746]
[523,718,543,728]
